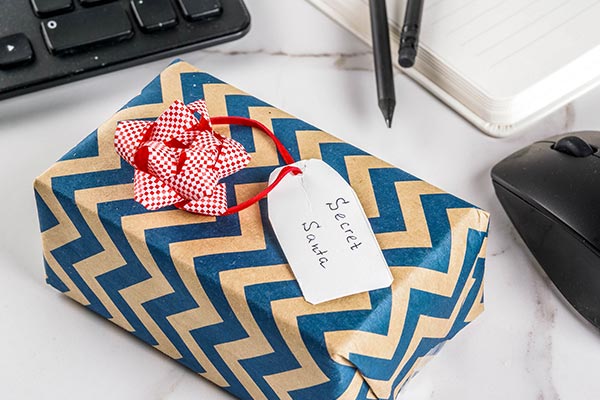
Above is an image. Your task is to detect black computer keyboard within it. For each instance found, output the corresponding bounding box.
[0,0,250,100]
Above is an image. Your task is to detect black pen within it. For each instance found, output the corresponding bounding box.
[369,0,396,128]
[398,0,424,68]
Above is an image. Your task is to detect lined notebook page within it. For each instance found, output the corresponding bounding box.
[381,0,600,98]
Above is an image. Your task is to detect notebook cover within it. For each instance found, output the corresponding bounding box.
[34,60,490,399]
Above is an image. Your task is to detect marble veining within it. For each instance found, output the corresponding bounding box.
[528,276,559,399]
[203,48,376,72]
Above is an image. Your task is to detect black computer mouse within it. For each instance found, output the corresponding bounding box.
[491,132,600,330]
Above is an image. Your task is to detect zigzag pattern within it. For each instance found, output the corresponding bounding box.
[34,61,489,400]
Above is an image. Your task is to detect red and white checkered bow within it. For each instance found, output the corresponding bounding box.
[114,99,251,216]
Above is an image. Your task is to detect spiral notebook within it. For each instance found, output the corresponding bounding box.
[307,0,600,137]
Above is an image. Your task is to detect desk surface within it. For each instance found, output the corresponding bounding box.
[1,1,599,399]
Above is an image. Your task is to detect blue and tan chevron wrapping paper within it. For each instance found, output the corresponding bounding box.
[34,60,490,400]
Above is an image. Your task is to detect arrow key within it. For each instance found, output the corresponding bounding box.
[0,34,34,69]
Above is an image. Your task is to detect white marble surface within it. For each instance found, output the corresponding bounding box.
[1,1,599,399]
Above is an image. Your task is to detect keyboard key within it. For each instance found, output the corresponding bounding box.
[131,0,178,32]
[79,0,116,5]
[41,4,134,55]
[0,34,34,69]
[30,0,74,17]
[177,0,222,21]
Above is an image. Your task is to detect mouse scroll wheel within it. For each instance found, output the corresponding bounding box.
[552,136,598,157]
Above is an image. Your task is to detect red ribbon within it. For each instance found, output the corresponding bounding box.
[114,99,300,216]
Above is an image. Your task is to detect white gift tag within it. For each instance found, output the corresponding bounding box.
[267,159,393,304]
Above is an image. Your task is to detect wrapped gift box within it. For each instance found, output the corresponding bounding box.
[34,60,490,400]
